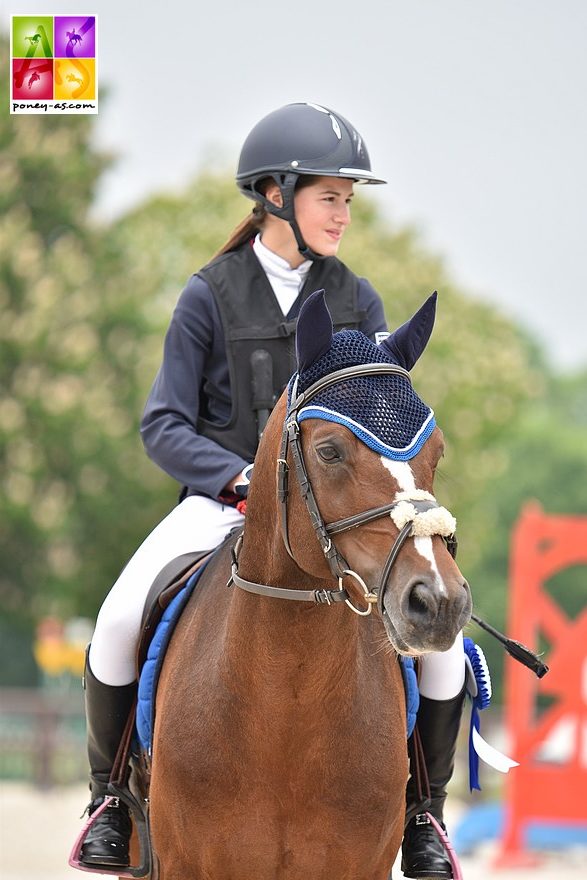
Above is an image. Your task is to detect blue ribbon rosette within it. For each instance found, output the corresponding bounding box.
[464,637,519,791]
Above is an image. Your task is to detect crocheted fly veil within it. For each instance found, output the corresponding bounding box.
[291,290,438,461]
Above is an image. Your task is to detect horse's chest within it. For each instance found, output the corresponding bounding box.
[155,693,407,878]
[174,674,407,819]
[152,607,408,877]
[279,701,407,817]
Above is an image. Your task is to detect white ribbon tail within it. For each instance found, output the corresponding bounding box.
[472,726,519,774]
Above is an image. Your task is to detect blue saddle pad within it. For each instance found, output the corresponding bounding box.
[137,563,209,754]
[400,656,419,739]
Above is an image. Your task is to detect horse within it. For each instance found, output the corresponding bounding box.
[66,28,83,46]
[147,290,472,880]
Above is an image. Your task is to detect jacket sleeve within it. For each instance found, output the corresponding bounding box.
[356,277,388,339]
[140,275,250,498]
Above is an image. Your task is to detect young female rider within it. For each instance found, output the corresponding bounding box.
[79,102,466,879]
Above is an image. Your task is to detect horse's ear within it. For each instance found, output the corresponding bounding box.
[379,291,437,370]
[296,289,334,372]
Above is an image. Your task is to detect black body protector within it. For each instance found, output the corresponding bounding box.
[197,243,365,461]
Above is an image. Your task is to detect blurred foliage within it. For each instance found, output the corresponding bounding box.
[0,35,585,691]
[0,36,170,660]
[461,368,587,683]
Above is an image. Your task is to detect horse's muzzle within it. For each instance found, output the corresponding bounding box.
[383,573,471,654]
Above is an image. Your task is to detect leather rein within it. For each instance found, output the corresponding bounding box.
[229,363,457,616]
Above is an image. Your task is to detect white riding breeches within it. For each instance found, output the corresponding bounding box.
[419,631,465,701]
[89,496,245,686]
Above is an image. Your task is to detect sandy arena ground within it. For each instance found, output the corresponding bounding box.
[0,782,585,879]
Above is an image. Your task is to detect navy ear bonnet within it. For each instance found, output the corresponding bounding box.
[289,329,436,461]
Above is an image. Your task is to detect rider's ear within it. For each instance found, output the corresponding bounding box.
[296,289,333,372]
[379,291,437,371]
[264,182,283,209]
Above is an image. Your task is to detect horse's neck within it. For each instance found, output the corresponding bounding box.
[223,588,368,715]
[229,514,363,693]
[228,408,379,693]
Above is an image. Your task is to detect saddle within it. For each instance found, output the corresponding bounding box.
[135,551,214,756]
[137,549,213,675]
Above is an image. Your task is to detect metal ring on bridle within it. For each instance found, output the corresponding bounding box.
[339,569,378,616]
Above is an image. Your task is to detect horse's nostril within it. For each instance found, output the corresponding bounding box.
[407,581,437,618]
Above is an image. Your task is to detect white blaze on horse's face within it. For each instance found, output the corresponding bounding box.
[380,459,417,495]
[379,458,448,597]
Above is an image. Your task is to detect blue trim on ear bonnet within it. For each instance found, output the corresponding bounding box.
[291,329,435,461]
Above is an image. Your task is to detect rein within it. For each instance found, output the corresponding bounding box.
[230,363,457,616]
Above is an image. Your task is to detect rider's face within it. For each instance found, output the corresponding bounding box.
[294,177,354,257]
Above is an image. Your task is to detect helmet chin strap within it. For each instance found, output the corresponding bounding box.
[253,172,327,262]
[289,217,325,262]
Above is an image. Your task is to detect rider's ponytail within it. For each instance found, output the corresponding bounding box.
[213,203,266,258]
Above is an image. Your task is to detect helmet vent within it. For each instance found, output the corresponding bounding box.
[307,102,329,114]
[330,115,342,139]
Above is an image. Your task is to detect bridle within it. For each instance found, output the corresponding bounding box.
[230,362,457,617]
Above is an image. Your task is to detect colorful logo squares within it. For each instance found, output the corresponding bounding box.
[11,15,98,114]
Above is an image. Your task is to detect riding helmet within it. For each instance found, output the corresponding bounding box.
[236,102,386,258]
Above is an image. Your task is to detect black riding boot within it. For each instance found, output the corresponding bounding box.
[401,685,466,879]
[79,652,136,869]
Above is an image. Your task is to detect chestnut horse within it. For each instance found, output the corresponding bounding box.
[148,291,471,879]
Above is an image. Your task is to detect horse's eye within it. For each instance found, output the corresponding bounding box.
[317,445,341,463]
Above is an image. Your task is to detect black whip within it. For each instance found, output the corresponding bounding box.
[471,613,549,679]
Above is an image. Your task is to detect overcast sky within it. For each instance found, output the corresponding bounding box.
[4,0,586,370]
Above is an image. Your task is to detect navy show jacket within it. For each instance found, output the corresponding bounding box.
[141,271,387,500]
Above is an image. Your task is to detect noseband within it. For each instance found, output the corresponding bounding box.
[230,363,457,615]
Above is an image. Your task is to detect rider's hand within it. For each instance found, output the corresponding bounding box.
[223,464,254,498]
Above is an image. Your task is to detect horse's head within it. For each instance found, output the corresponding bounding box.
[282,290,471,654]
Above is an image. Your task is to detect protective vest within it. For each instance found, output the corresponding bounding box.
[197,242,365,461]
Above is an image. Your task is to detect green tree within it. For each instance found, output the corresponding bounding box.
[0,37,169,682]
[462,368,587,690]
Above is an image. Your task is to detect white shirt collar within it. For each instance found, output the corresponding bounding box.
[253,234,312,278]
[252,234,313,316]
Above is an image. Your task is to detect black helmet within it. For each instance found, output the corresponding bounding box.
[237,102,386,192]
[236,102,386,259]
